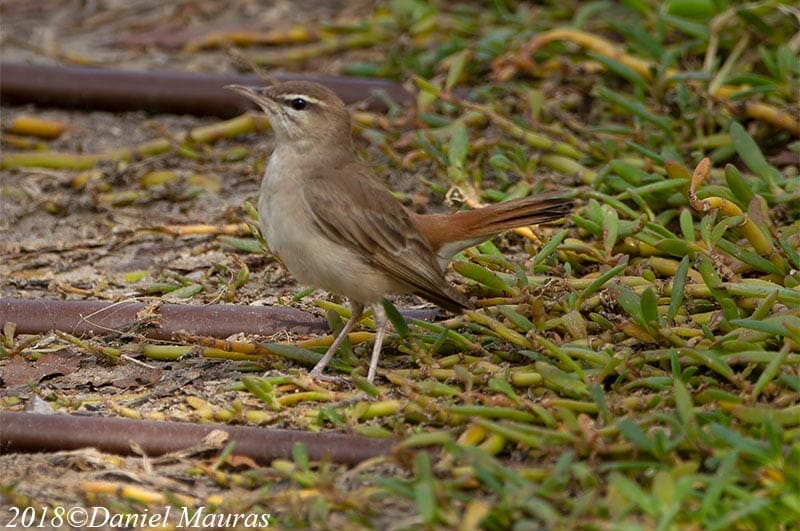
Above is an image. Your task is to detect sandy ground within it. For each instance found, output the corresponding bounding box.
[1,0,426,523]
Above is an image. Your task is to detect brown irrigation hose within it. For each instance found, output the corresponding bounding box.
[0,62,411,117]
[0,298,326,340]
[0,411,394,465]
[0,298,437,340]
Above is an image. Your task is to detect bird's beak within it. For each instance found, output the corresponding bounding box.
[224,84,273,107]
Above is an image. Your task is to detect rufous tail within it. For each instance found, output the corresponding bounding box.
[413,192,573,264]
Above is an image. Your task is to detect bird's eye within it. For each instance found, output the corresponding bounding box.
[290,98,307,110]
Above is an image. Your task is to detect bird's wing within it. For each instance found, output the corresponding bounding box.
[301,164,471,312]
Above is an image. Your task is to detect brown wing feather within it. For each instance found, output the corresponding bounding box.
[301,164,472,312]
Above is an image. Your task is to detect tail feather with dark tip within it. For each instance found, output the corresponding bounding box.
[411,192,574,266]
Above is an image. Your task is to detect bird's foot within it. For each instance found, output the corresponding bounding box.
[308,369,350,386]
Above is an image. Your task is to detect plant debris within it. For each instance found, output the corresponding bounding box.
[1,0,798,528]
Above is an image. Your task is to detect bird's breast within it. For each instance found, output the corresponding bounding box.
[258,167,408,304]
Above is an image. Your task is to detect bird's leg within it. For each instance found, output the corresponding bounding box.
[309,301,364,379]
[366,303,389,383]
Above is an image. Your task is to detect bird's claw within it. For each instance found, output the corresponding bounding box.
[308,370,350,386]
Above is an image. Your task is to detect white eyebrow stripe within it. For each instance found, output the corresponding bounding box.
[281,94,324,105]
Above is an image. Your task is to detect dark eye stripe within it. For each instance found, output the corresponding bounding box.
[278,94,326,108]
[279,96,314,110]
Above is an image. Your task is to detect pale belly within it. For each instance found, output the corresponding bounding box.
[259,180,407,304]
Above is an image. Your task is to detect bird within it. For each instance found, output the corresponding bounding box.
[226,80,573,382]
